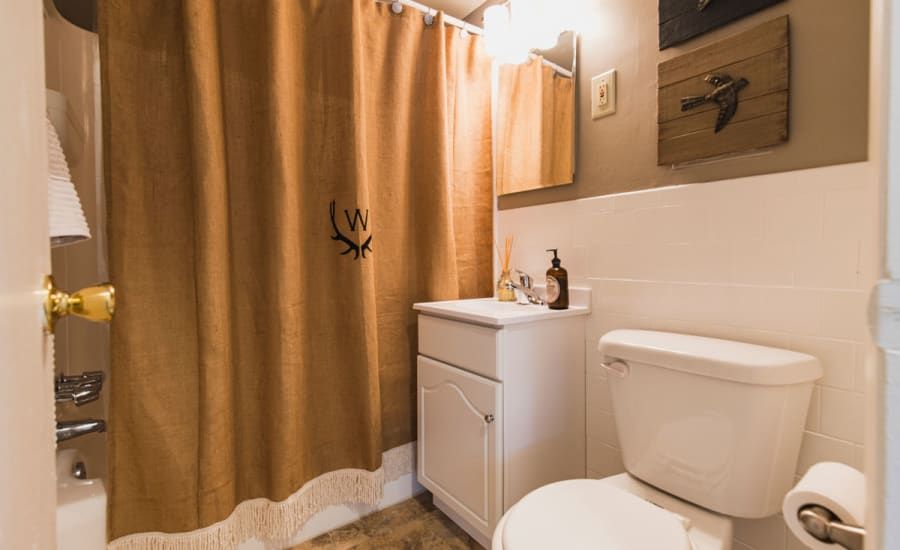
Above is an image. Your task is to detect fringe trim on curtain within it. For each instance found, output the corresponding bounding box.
[108,442,416,550]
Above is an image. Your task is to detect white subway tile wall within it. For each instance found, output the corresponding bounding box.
[497,162,878,550]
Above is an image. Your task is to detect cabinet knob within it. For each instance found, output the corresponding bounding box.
[484,414,495,424]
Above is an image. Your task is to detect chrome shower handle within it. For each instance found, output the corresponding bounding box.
[55,371,105,406]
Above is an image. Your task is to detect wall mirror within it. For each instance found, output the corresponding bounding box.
[495,30,577,196]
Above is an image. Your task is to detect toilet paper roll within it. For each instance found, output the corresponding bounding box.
[783,462,865,549]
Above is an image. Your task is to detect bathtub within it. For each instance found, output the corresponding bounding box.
[57,449,107,550]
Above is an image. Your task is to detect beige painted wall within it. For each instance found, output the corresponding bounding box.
[497,0,870,209]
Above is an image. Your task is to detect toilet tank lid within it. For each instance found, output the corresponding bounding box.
[599,330,822,385]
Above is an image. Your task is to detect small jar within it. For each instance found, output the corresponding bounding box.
[496,270,516,302]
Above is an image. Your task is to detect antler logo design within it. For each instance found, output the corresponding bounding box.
[329,200,373,260]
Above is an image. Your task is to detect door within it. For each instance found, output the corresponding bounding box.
[417,356,502,539]
[0,2,56,548]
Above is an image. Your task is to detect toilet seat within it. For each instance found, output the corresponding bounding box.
[500,479,693,550]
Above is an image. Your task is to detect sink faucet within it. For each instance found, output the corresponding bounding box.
[509,270,545,306]
[56,419,106,443]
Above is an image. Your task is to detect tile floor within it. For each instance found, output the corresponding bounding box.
[292,492,482,549]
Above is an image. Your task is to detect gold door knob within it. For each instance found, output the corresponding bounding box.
[43,275,115,332]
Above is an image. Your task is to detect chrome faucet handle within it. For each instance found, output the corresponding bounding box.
[510,270,545,306]
[57,371,104,384]
[55,371,105,406]
[56,371,104,388]
[55,388,102,406]
[515,270,533,289]
[73,387,101,406]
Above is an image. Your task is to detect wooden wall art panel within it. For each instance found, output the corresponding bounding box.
[659,0,786,50]
[657,16,789,166]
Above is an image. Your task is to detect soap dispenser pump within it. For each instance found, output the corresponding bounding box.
[545,249,569,310]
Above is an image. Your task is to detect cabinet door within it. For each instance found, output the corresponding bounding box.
[417,356,502,538]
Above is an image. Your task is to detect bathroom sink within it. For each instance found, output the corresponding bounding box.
[414,288,590,327]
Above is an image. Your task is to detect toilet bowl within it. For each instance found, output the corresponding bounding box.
[492,473,732,550]
[493,330,821,550]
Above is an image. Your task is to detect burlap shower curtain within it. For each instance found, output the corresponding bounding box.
[99,1,492,546]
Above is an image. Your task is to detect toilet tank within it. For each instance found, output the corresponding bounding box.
[598,330,821,519]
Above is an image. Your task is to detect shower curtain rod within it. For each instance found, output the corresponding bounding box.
[375,0,484,35]
[531,54,573,79]
[374,1,572,78]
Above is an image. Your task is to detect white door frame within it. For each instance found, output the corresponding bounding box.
[870,0,900,547]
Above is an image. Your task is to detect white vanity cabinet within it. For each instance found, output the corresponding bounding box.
[414,293,590,546]
[417,355,502,539]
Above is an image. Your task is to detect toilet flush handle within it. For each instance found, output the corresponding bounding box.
[600,358,630,378]
[798,505,864,550]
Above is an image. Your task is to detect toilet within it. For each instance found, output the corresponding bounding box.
[493,329,822,550]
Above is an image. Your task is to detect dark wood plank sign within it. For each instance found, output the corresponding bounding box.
[659,0,786,50]
[657,16,789,166]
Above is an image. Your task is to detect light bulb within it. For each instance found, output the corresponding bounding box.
[484,4,530,65]
[511,0,560,51]
[483,5,510,59]
[483,0,584,64]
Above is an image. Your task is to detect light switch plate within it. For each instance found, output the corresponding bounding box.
[592,69,617,120]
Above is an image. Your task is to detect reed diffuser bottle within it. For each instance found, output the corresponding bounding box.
[496,237,516,302]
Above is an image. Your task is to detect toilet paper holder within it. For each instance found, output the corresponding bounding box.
[799,504,865,550]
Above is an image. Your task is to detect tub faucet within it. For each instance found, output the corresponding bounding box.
[56,419,106,443]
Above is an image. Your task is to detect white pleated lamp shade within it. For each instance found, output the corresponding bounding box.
[46,116,91,247]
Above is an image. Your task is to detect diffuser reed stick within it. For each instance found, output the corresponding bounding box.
[495,236,513,272]
[496,236,516,301]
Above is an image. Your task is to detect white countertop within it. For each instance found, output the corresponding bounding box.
[414,287,591,328]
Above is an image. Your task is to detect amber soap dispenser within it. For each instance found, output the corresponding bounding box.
[545,249,569,310]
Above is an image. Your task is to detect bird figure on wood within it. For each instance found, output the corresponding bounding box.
[697,0,714,11]
[680,73,749,133]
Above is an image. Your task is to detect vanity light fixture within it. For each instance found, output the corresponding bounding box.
[483,0,580,64]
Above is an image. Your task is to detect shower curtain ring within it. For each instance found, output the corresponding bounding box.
[424,9,435,26]
[391,1,403,14]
